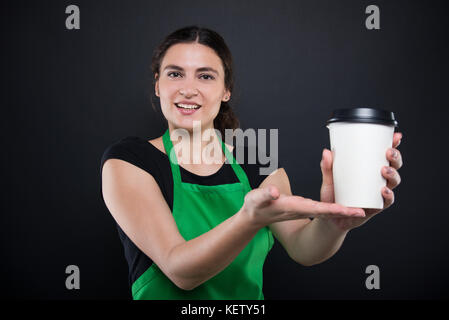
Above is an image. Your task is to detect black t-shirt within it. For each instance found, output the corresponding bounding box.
[99,135,281,289]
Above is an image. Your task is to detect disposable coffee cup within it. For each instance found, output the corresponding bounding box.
[326,108,399,209]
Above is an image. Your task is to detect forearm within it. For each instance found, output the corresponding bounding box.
[289,218,348,266]
[167,208,260,290]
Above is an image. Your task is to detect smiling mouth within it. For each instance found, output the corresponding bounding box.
[175,103,201,110]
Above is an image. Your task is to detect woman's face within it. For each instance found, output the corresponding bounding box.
[155,42,230,132]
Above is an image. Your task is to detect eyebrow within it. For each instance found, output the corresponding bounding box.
[163,64,219,75]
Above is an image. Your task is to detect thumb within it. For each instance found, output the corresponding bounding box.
[320,148,334,187]
[251,185,280,207]
[266,185,280,200]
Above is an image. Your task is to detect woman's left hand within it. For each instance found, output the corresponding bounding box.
[319,132,403,231]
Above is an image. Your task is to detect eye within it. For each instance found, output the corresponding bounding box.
[167,71,182,78]
[199,74,215,80]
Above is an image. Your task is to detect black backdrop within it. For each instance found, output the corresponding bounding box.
[1,0,448,300]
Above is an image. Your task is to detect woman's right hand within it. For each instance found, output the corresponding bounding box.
[241,185,366,228]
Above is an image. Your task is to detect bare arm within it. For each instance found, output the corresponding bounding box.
[101,159,260,290]
[284,216,348,266]
[102,160,362,290]
[262,168,348,266]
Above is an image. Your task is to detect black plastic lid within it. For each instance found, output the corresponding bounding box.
[326,107,398,127]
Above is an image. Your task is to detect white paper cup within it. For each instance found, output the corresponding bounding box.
[326,108,398,209]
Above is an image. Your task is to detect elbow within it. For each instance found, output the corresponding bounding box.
[168,273,200,291]
[164,248,200,291]
[172,279,196,291]
[286,248,329,267]
[160,265,195,291]
[287,252,315,267]
[295,257,329,267]
[288,253,318,267]
[297,260,317,267]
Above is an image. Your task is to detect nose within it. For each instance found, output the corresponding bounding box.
[179,81,199,97]
[179,88,198,97]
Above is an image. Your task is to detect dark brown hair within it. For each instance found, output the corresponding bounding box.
[150,25,239,137]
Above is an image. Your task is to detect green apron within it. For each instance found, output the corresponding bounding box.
[131,129,274,300]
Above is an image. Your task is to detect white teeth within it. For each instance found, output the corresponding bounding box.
[176,103,200,109]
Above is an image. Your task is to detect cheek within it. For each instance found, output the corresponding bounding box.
[203,86,225,104]
[158,79,177,96]
[203,90,226,118]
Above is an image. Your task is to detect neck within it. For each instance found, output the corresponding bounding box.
[167,123,224,166]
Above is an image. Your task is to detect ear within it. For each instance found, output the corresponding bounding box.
[222,89,231,102]
[154,74,159,97]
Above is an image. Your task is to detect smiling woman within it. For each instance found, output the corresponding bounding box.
[100,25,403,301]
[101,26,280,300]
[150,27,239,138]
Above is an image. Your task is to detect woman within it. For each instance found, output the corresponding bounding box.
[100,25,403,299]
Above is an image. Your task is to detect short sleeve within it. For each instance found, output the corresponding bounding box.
[100,137,148,174]
[99,136,153,204]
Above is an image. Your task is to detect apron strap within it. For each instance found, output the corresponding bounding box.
[162,129,182,185]
[219,135,251,190]
[162,128,252,190]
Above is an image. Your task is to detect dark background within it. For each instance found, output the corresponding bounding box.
[1,0,448,299]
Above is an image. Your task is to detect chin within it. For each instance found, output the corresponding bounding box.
[173,118,214,132]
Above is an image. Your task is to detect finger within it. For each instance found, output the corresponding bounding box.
[387,148,403,170]
[259,185,280,202]
[382,186,395,209]
[320,148,334,186]
[382,166,401,189]
[393,132,402,148]
[267,185,280,200]
[286,196,365,218]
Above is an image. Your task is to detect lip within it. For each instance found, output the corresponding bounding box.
[174,101,201,116]
[176,104,200,115]
[175,101,202,106]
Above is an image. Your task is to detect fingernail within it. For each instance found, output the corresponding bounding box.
[386,167,393,175]
[385,188,391,194]
[390,149,397,159]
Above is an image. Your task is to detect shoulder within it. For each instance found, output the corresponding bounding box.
[99,135,173,207]
[231,140,282,189]
[147,136,165,154]
[100,136,164,177]
[102,136,141,155]
[101,136,142,167]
